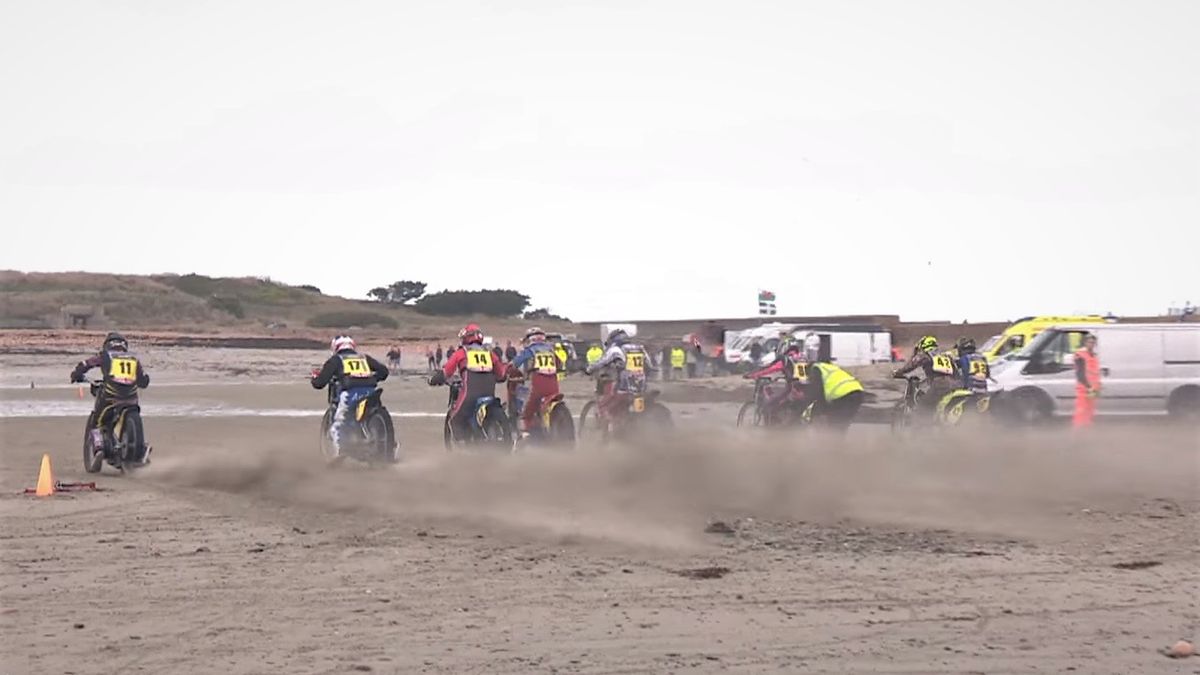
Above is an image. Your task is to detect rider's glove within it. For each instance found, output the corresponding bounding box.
[428,371,446,386]
[69,372,83,384]
[310,368,320,379]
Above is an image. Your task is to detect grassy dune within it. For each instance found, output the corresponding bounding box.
[0,271,575,341]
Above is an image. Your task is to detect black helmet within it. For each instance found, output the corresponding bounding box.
[103,332,128,352]
[606,329,629,347]
[956,337,976,354]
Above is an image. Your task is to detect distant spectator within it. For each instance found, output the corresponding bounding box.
[492,345,503,363]
[437,345,446,366]
[670,345,686,379]
[748,339,763,366]
[426,344,436,370]
[504,340,517,363]
[386,345,402,374]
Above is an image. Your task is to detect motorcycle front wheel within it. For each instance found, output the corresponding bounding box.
[82,416,102,474]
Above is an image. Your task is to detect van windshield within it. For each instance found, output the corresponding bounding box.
[1009,330,1057,360]
[981,335,1002,353]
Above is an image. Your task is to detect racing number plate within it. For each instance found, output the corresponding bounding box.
[342,357,370,376]
[632,397,646,413]
[792,363,807,380]
[109,357,137,385]
[534,352,557,375]
[932,354,955,375]
[626,353,645,373]
[467,350,493,372]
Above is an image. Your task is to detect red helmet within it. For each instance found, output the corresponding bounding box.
[458,323,483,345]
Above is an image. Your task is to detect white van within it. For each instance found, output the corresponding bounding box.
[991,323,1200,422]
[723,323,892,367]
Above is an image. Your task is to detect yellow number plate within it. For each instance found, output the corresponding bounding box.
[632,397,646,413]
[626,353,645,373]
[534,352,557,375]
[467,350,493,372]
[109,357,137,385]
[792,363,808,380]
[342,357,370,376]
[932,354,955,375]
[969,360,988,377]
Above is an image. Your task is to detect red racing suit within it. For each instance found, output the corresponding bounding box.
[509,342,564,432]
[442,344,507,436]
[745,351,808,418]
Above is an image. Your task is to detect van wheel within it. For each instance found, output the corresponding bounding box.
[1009,388,1052,426]
[1167,386,1200,422]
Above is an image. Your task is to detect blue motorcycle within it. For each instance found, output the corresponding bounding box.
[439,380,513,452]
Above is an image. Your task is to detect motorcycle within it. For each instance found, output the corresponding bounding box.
[891,376,991,433]
[82,380,150,473]
[319,383,398,464]
[577,386,672,441]
[736,377,814,428]
[440,380,514,451]
[506,373,575,447]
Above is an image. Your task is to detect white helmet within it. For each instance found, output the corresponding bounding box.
[331,335,356,353]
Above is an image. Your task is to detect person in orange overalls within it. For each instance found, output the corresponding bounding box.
[1073,333,1101,428]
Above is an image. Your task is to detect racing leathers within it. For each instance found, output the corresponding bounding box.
[510,342,564,433]
[957,351,990,394]
[70,349,150,444]
[893,349,958,417]
[438,344,507,440]
[589,342,649,419]
[745,350,809,422]
[311,349,389,453]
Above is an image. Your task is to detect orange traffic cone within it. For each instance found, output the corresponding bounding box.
[77,386,84,399]
[34,454,55,496]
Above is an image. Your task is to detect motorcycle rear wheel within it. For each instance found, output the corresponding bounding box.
[364,408,398,464]
[117,409,145,470]
[549,404,576,446]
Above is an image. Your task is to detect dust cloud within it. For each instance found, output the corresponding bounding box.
[145,424,1199,550]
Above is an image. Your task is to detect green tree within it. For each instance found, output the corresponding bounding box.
[388,280,427,304]
[414,289,530,316]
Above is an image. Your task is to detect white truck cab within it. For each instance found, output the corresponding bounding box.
[991,323,1200,422]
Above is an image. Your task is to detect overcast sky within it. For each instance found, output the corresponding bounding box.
[2,1,1197,322]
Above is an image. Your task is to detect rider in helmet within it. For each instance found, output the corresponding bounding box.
[954,337,990,394]
[743,341,809,423]
[70,332,151,461]
[430,323,507,440]
[311,335,390,456]
[892,335,958,417]
[585,328,650,420]
[508,327,565,437]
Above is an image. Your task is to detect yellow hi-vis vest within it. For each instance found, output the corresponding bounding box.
[587,346,603,364]
[813,362,863,401]
[670,348,686,368]
[554,344,569,381]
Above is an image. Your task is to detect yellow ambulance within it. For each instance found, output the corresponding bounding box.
[981,315,1108,363]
